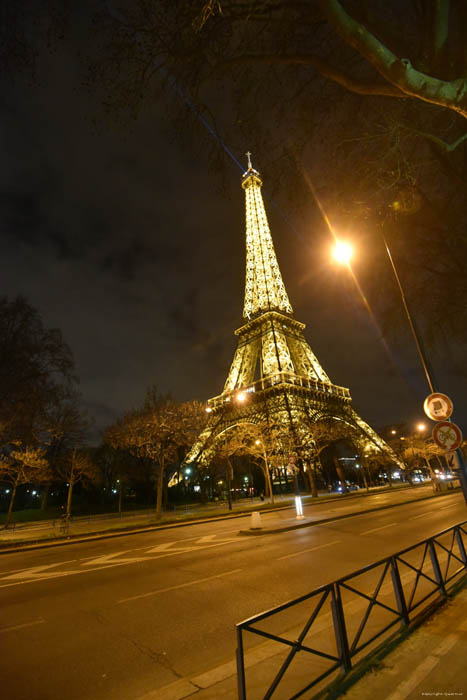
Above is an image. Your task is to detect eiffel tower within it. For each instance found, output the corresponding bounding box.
[185,156,401,471]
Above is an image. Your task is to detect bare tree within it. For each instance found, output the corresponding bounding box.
[105,389,207,520]
[56,450,100,521]
[84,1,467,339]
[42,393,90,510]
[0,296,77,447]
[0,446,50,527]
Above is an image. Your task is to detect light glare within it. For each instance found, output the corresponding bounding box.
[333,240,353,264]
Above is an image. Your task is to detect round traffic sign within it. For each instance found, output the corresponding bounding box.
[432,421,463,452]
[423,393,453,421]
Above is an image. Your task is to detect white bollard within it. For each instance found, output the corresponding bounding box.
[295,496,305,520]
[250,511,262,530]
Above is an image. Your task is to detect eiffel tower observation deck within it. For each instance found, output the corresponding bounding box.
[185,156,401,469]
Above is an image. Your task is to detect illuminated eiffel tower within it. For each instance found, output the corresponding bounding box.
[185,156,401,470]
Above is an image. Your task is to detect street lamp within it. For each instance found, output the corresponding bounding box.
[333,232,467,502]
[332,240,353,266]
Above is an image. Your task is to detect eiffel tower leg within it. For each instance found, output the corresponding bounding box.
[346,407,405,469]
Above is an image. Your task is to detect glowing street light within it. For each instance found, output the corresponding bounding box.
[237,391,246,403]
[416,423,426,432]
[332,240,353,265]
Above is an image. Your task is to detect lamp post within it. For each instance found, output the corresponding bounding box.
[332,238,467,504]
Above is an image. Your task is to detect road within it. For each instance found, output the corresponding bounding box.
[0,486,465,700]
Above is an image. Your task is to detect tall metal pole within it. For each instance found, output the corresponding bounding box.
[382,235,435,394]
[382,234,467,504]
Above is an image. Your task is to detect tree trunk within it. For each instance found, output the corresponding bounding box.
[425,460,439,492]
[361,468,369,492]
[163,472,168,508]
[262,461,274,504]
[155,464,164,519]
[5,482,18,528]
[226,470,232,511]
[41,482,51,511]
[334,457,348,492]
[306,460,318,498]
[66,480,73,519]
[200,476,208,503]
[118,481,123,514]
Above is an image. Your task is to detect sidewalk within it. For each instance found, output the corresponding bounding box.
[341,583,467,700]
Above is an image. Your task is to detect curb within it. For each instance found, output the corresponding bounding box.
[0,485,450,555]
[238,489,452,535]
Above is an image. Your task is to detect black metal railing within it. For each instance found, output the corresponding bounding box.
[236,520,467,700]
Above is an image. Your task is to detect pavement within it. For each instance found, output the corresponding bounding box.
[137,491,467,700]
[2,485,466,700]
[340,583,467,700]
[136,583,467,700]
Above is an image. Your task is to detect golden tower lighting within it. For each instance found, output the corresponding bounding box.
[184,156,402,471]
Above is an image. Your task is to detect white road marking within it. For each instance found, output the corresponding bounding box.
[0,618,45,634]
[80,550,153,566]
[118,569,243,604]
[384,655,441,700]
[0,559,77,575]
[360,523,397,535]
[137,678,198,700]
[277,540,341,561]
[439,503,457,510]
[195,534,238,544]
[384,633,460,700]
[409,512,434,520]
[432,632,459,656]
[0,563,77,581]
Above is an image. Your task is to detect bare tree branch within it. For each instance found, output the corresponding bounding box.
[218,53,405,98]
[408,128,467,152]
[317,0,467,118]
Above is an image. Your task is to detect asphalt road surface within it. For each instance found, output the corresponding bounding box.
[1,486,465,700]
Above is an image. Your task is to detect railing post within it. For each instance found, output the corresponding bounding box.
[390,556,410,627]
[331,584,351,673]
[236,626,247,700]
[455,525,467,568]
[429,540,447,598]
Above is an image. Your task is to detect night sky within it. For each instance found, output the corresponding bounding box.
[1,20,464,442]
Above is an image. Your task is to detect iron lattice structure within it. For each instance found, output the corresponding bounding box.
[185,162,402,469]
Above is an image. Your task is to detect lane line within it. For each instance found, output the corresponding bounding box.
[118,569,243,604]
[360,523,397,535]
[0,618,45,634]
[277,540,341,561]
[409,512,435,520]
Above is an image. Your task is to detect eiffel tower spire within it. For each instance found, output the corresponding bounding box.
[185,160,402,471]
[242,157,292,319]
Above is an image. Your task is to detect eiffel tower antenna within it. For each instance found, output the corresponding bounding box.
[185,162,402,473]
